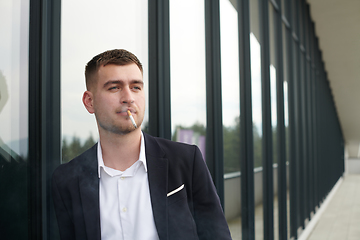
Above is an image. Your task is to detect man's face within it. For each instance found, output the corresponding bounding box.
[85,63,145,135]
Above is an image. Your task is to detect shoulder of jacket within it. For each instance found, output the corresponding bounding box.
[52,143,97,180]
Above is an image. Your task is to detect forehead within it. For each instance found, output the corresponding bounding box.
[97,63,143,83]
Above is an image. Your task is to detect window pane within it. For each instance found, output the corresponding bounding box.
[220,0,241,238]
[170,0,206,158]
[221,0,241,174]
[250,0,263,237]
[250,33,262,169]
[0,0,29,238]
[61,0,148,163]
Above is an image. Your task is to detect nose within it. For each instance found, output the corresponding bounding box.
[120,86,134,104]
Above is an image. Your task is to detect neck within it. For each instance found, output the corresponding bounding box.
[99,128,142,171]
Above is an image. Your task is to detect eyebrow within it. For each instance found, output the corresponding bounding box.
[103,80,144,88]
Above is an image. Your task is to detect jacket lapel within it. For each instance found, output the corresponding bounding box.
[78,144,101,240]
[144,133,169,240]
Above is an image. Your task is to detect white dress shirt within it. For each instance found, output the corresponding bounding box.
[98,133,159,240]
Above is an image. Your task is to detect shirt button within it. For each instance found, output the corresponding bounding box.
[122,207,127,212]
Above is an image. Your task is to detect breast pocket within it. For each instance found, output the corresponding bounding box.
[167,184,187,206]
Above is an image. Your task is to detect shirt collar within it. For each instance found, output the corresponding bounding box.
[97,131,147,178]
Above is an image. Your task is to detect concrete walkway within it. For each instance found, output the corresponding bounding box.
[307,174,360,240]
[227,174,360,240]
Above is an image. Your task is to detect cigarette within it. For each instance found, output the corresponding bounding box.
[127,110,137,128]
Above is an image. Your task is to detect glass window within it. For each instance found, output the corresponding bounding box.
[221,0,241,175]
[250,0,263,238]
[61,0,148,163]
[220,0,241,238]
[0,0,29,238]
[170,0,206,159]
[250,31,264,240]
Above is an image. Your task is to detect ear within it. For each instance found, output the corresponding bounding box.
[83,91,95,114]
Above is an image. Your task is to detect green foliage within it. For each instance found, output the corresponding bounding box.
[223,116,241,173]
[60,119,279,173]
[62,134,96,163]
[171,122,206,142]
[253,125,262,169]
[170,117,266,173]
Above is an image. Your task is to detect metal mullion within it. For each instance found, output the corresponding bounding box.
[304,59,312,220]
[325,73,332,193]
[297,0,311,226]
[308,17,315,214]
[297,47,306,229]
[306,1,315,219]
[29,0,61,239]
[205,0,225,206]
[273,1,288,239]
[320,66,328,199]
[326,74,337,186]
[313,60,320,210]
[259,0,274,238]
[41,1,62,239]
[311,63,318,211]
[286,0,298,237]
[148,0,171,139]
[316,65,323,204]
[293,0,306,230]
[307,7,316,215]
[330,78,336,185]
[238,0,255,238]
[309,64,316,216]
[315,47,324,207]
[303,0,312,220]
[318,63,324,202]
[29,0,43,237]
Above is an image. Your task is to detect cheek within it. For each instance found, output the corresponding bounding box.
[93,97,111,113]
[138,95,146,107]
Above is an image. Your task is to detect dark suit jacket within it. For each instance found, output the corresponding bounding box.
[52,133,232,240]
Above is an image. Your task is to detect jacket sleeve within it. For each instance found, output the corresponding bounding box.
[52,170,76,240]
[191,146,232,240]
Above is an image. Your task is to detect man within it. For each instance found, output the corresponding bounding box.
[52,49,232,240]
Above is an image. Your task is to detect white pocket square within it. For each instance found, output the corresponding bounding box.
[167,184,185,197]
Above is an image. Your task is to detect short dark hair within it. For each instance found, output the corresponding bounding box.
[85,49,143,90]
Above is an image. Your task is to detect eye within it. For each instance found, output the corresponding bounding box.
[108,86,119,91]
[132,85,142,91]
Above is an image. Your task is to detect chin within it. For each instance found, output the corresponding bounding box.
[99,123,137,135]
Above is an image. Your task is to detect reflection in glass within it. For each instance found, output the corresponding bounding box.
[250,32,264,240]
[250,33,262,169]
[220,0,241,238]
[270,65,277,157]
[170,0,206,158]
[0,0,29,238]
[221,0,240,174]
[61,0,148,162]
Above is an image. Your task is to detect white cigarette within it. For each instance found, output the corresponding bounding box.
[127,110,137,128]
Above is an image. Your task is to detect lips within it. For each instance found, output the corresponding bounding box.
[116,108,136,115]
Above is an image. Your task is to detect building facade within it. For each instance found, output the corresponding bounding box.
[0,0,344,239]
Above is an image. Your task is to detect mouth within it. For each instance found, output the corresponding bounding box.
[116,108,136,115]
